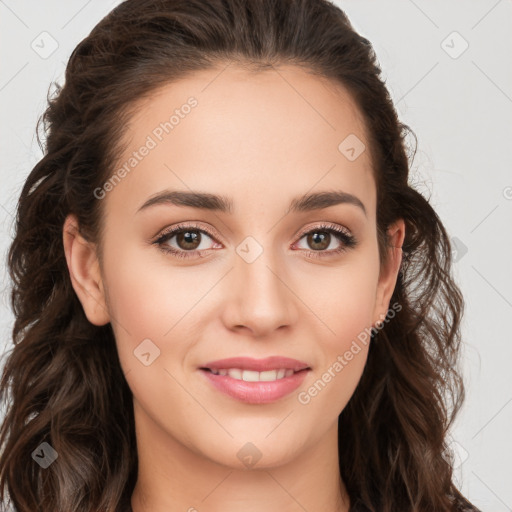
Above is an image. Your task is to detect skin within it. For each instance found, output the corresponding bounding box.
[63,64,404,512]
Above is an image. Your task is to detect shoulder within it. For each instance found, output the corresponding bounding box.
[348,496,482,512]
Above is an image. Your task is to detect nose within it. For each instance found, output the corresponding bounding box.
[220,247,299,337]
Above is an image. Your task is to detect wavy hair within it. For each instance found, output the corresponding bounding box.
[0,0,478,511]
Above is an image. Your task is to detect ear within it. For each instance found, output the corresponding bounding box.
[372,218,405,328]
[62,214,110,326]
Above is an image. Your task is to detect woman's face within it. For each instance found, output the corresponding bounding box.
[65,64,403,470]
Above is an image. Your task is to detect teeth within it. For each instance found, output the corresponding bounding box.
[209,368,296,381]
[242,370,260,382]
[227,368,242,380]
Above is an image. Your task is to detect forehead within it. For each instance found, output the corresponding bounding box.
[105,64,375,218]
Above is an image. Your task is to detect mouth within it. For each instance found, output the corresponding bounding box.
[199,356,311,404]
[201,355,311,373]
[200,367,308,381]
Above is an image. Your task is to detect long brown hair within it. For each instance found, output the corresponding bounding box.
[0,1,478,511]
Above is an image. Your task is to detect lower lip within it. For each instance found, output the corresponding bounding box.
[200,369,310,404]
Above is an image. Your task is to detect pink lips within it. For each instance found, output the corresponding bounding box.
[202,356,310,372]
[199,356,311,404]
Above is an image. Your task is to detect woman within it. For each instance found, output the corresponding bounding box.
[0,0,482,511]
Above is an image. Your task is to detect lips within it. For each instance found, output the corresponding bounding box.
[199,356,311,404]
[201,356,311,372]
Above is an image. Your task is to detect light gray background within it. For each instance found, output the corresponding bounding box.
[1,1,511,510]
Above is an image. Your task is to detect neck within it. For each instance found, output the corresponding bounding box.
[130,401,350,512]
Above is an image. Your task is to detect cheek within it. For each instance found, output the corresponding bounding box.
[101,246,215,371]
[100,248,168,358]
[295,253,380,345]
[296,263,376,417]
[101,254,195,409]
[102,244,199,332]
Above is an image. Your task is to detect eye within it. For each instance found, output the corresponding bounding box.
[153,223,221,259]
[153,222,358,260]
[293,223,357,258]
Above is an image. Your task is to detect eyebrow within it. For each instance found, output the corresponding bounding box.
[137,189,367,217]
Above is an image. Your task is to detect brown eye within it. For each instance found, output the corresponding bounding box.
[293,223,357,258]
[175,230,202,250]
[154,224,221,259]
[306,231,331,251]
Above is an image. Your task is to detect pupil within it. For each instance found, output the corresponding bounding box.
[309,231,329,250]
[178,231,200,249]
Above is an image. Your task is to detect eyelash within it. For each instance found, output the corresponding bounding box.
[152,222,358,260]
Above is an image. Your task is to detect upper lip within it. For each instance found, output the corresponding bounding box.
[201,356,311,372]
